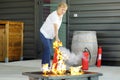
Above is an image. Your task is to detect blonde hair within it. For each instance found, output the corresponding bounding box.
[57,2,68,9]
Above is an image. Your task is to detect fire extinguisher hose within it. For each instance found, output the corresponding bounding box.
[84,47,91,62]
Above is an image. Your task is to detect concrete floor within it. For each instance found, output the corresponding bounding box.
[0,59,119,80]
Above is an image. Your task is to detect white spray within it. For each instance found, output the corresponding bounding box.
[59,47,83,67]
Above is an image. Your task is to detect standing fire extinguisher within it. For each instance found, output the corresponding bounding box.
[82,48,91,70]
[96,46,102,67]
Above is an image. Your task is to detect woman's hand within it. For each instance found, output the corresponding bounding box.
[55,37,60,42]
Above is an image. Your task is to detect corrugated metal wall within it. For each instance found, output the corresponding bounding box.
[0,0,67,59]
[67,0,120,64]
[0,0,37,59]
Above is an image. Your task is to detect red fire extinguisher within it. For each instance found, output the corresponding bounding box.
[96,46,102,67]
[52,48,58,69]
[82,48,90,70]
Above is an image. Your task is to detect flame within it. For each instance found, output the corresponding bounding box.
[42,41,84,75]
[53,41,62,48]
[51,63,57,75]
[70,66,83,75]
[42,64,49,75]
[56,60,66,75]
[52,41,66,75]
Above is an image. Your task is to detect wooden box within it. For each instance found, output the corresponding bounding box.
[0,20,24,62]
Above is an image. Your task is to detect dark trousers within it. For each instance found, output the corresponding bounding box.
[40,32,52,67]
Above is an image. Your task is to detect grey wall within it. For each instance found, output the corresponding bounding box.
[0,0,67,59]
[0,0,39,59]
[67,0,120,64]
[1,0,120,64]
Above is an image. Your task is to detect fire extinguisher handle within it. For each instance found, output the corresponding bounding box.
[84,47,91,62]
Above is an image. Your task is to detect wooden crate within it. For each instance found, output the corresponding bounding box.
[0,20,24,62]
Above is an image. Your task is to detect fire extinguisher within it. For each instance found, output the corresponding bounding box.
[96,46,102,67]
[52,48,58,69]
[82,48,91,70]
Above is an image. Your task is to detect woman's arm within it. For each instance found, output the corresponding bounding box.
[54,23,60,41]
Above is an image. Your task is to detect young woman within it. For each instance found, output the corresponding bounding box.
[40,2,68,67]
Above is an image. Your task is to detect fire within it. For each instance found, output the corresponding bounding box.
[52,41,66,75]
[70,66,83,75]
[56,60,66,75]
[42,64,49,75]
[42,41,84,75]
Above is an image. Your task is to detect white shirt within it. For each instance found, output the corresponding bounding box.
[40,11,63,39]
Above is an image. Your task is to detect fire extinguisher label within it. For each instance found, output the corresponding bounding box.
[98,54,102,60]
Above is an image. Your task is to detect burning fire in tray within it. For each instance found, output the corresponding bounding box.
[42,41,84,75]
